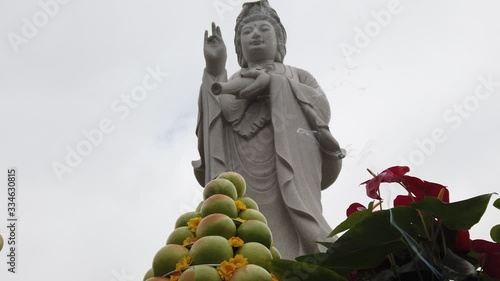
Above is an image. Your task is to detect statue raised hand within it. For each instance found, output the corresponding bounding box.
[204,22,227,77]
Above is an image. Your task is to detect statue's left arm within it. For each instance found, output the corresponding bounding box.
[285,67,344,188]
[291,67,331,126]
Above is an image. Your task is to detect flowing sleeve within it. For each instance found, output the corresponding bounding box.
[192,69,228,186]
[270,66,342,190]
[289,67,331,129]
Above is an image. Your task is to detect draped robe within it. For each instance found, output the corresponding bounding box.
[192,63,340,259]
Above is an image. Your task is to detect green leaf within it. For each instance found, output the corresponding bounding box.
[300,207,424,272]
[329,208,373,237]
[329,201,377,237]
[270,259,347,281]
[411,194,493,230]
[494,198,500,210]
[316,241,335,249]
[491,224,500,242]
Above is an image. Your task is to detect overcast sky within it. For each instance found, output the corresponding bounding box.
[1,0,499,280]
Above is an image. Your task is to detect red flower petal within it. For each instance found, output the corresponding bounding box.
[481,253,500,279]
[455,230,471,253]
[360,166,410,200]
[471,239,500,254]
[422,180,449,203]
[346,203,367,217]
[347,271,357,281]
[393,195,414,207]
[400,176,426,200]
[400,176,449,203]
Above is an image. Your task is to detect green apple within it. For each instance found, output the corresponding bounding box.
[152,244,189,277]
[270,246,281,260]
[229,264,273,281]
[201,194,238,218]
[175,211,201,228]
[236,220,272,248]
[238,197,259,211]
[167,226,195,245]
[217,172,246,198]
[238,209,267,224]
[196,213,236,239]
[236,242,273,271]
[143,268,154,281]
[189,236,234,265]
[204,178,238,200]
[179,265,221,281]
[196,201,204,212]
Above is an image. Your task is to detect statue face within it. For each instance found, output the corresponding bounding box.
[240,20,278,65]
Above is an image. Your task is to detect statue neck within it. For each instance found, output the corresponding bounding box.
[248,60,276,71]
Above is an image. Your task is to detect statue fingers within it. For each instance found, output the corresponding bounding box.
[240,69,261,78]
[211,22,217,36]
[216,25,223,40]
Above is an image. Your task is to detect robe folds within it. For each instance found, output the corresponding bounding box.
[192,63,341,259]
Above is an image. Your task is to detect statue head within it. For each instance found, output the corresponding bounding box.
[234,0,287,68]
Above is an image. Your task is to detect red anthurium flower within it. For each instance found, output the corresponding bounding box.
[392,175,450,202]
[455,230,471,253]
[471,239,500,254]
[346,203,367,217]
[423,180,449,202]
[400,176,450,203]
[360,166,410,199]
[471,239,500,278]
[399,176,425,199]
[393,195,414,207]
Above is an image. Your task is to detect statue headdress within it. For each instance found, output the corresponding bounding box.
[234,0,287,68]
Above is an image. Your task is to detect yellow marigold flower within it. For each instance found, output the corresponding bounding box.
[175,255,192,271]
[235,200,247,211]
[187,217,202,233]
[228,236,245,247]
[170,271,181,281]
[217,261,237,281]
[183,236,198,245]
[229,254,248,267]
[235,217,246,223]
[271,273,280,281]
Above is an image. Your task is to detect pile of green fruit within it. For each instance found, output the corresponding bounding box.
[143,172,281,281]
